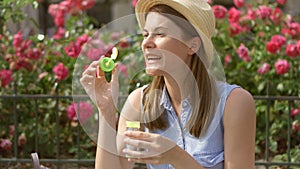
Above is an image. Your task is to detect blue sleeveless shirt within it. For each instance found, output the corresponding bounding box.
[141,83,240,169]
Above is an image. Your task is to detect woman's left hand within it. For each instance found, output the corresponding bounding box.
[122,131,177,165]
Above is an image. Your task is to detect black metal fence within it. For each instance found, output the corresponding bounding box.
[0,93,300,169]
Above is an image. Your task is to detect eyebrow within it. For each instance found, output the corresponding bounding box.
[142,26,168,32]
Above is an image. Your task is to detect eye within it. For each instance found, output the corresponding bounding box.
[142,32,149,38]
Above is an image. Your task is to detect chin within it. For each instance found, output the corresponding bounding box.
[145,68,164,76]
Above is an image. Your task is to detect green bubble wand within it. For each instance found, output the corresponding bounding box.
[99,47,118,72]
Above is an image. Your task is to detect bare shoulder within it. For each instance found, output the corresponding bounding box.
[119,87,144,121]
[224,87,256,123]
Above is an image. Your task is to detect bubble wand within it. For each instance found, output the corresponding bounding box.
[99,47,118,72]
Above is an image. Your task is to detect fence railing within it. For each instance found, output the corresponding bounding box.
[0,93,300,169]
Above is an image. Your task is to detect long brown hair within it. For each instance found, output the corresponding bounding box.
[142,4,218,138]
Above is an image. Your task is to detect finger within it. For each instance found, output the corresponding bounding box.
[82,67,97,76]
[110,63,119,83]
[97,65,105,78]
[80,74,95,84]
[124,131,152,140]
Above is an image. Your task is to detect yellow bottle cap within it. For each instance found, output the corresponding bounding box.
[126,121,140,128]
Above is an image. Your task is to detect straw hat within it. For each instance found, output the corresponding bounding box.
[135,0,216,67]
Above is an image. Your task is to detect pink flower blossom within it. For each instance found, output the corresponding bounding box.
[274,59,290,75]
[118,40,130,48]
[224,54,231,66]
[229,22,242,36]
[270,8,283,24]
[245,7,256,20]
[0,69,13,87]
[212,5,228,19]
[54,14,65,27]
[48,4,59,17]
[76,34,90,46]
[266,41,280,54]
[87,48,103,61]
[53,27,66,40]
[271,35,286,47]
[52,62,69,81]
[277,0,287,5]
[75,0,96,11]
[0,139,12,151]
[67,102,93,123]
[13,31,23,49]
[256,5,272,19]
[119,63,128,77]
[132,0,138,7]
[291,108,300,118]
[64,42,81,58]
[237,43,251,62]
[228,7,241,23]
[233,0,245,8]
[286,44,299,58]
[296,41,300,54]
[26,48,42,60]
[257,63,271,75]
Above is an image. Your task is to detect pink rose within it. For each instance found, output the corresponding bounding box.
[75,0,96,11]
[286,44,299,58]
[64,42,81,58]
[277,0,287,5]
[270,8,283,24]
[87,48,103,61]
[118,40,130,48]
[237,43,251,62]
[212,5,228,19]
[274,59,290,75]
[54,14,65,27]
[67,102,93,123]
[52,62,69,81]
[48,4,59,17]
[233,0,245,8]
[271,35,286,47]
[291,108,300,118]
[229,22,242,36]
[13,31,23,49]
[76,34,90,46]
[266,41,280,54]
[53,27,66,40]
[119,63,128,77]
[257,5,272,19]
[245,7,256,20]
[0,69,13,87]
[296,41,300,54]
[228,7,241,23]
[0,139,12,151]
[224,54,231,66]
[132,0,138,7]
[257,63,271,75]
[26,48,42,60]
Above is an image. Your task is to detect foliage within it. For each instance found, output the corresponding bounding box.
[211,0,300,163]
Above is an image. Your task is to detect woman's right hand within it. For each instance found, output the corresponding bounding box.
[80,60,119,117]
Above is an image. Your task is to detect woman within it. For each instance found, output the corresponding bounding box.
[80,0,256,168]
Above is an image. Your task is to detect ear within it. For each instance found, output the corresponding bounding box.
[187,37,201,56]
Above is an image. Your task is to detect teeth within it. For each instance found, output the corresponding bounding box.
[148,56,161,60]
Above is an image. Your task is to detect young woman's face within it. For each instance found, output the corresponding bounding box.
[142,12,192,76]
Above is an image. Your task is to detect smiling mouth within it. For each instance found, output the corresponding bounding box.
[147,56,161,61]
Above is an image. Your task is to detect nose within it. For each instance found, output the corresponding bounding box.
[142,34,156,49]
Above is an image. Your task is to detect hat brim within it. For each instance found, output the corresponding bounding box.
[135,0,214,67]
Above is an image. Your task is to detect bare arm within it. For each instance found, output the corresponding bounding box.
[224,88,256,169]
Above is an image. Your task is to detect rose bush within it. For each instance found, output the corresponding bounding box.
[210,0,300,163]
